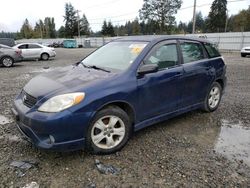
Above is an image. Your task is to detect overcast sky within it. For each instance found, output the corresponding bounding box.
[0,0,249,32]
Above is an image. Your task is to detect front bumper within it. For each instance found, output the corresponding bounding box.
[49,51,56,58]
[12,98,92,151]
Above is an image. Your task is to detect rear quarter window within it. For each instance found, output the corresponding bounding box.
[180,42,205,64]
[204,43,221,58]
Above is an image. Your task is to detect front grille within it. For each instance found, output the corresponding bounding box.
[22,91,37,108]
[245,49,250,51]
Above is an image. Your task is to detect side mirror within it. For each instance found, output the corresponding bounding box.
[137,64,158,75]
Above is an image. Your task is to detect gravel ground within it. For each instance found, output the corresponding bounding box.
[0,49,250,187]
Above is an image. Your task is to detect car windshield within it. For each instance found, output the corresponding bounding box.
[81,41,148,71]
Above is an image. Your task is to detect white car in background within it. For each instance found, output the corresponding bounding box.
[241,46,250,57]
[13,43,56,60]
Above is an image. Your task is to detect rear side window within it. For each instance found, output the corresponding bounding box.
[28,44,42,49]
[180,42,205,64]
[204,43,221,58]
[18,44,28,49]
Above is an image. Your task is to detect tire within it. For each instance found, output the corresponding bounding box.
[1,56,14,67]
[41,53,49,61]
[203,82,222,112]
[86,106,132,154]
[241,53,246,57]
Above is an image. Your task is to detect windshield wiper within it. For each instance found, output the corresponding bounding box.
[89,65,110,73]
[80,62,110,73]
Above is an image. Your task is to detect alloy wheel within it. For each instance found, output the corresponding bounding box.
[91,115,125,149]
[2,57,13,67]
[208,86,221,109]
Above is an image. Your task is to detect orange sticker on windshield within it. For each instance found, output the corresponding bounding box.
[129,44,147,55]
[131,47,143,54]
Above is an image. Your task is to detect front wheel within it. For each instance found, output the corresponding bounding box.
[1,56,14,67]
[203,82,222,112]
[41,53,49,61]
[86,106,131,154]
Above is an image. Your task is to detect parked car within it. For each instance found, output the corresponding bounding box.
[12,36,227,154]
[13,43,56,60]
[0,44,22,67]
[48,42,63,48]
[241,46,250,57]
[0,38,15,47]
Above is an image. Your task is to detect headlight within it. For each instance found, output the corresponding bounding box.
[38,92,85,113]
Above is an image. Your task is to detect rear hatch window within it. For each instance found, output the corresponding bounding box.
[204,43,221,58]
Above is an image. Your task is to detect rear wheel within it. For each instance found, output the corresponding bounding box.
[203,82,222,112]
[1,56,14,67]
[241,53,246,57]
[86,106,131,154]
[41,53,49,61]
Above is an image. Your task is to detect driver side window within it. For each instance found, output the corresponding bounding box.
[144,43,178,70]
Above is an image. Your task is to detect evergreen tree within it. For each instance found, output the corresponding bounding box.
[49,18,56,38]
[20,19,33,39]
[34,20,44,38]
[101,20,108,36]
[207,0,227,32]
[177,21,188,34]
[139,0,182,33]
[79,14,90,35]
[186,12,205,33]
[132,18,141,35]
[58,26,66,38]
[64,3,78,38]
[107,21,115,36]
[230,7,250,32]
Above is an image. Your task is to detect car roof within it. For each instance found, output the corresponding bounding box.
[115,35,210,44]
[16,43,42,46]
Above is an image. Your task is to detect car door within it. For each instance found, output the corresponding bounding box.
[137,40,184,121]
[18,44,29,58]
[179,40,215,108]
[27,44,42,58]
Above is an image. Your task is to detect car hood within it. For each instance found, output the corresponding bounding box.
[24,65,116,98]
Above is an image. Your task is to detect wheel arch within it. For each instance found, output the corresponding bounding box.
[0,55,14,61]
[215,78,224,90]
[95,101,136,127]
[40,52,50,58]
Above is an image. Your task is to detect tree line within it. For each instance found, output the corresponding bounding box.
[1,0,250,39]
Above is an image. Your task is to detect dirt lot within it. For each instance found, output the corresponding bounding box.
[0,48,250,187]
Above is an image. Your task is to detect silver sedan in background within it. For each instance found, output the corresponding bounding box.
[0,44,22,67]
[241,46,250,57]
[13,43,56,61]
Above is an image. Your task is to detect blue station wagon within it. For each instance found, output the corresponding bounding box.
[12,36,227,154]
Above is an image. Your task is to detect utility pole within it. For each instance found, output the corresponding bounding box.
[76,10,81,38]
[192,0,197,34]
[225,10,228,32]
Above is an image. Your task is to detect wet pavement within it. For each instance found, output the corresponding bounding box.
[0,49,250,187]
[215,119,250,166]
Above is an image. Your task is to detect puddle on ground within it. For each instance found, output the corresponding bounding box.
[215,119,250,166]
[0,115,13,125]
